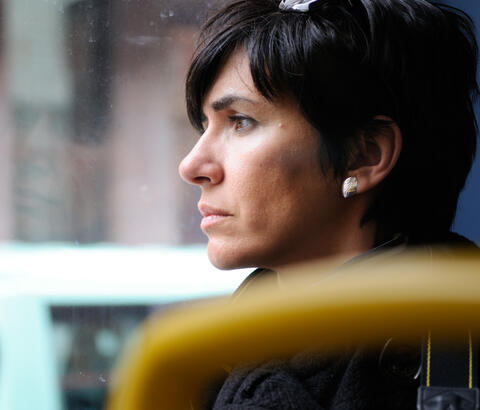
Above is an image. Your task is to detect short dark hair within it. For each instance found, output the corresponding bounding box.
[185,0,478,242]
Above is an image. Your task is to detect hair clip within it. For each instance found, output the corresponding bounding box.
[278,0,320,12]
[279,0,353,12]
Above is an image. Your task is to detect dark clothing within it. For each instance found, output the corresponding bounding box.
[213,348,418,409]
[211,233,478,410]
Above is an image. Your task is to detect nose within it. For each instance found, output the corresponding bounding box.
[178,136,224,186]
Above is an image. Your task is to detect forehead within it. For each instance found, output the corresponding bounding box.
[202,48,303,119]
[203,49,261,108]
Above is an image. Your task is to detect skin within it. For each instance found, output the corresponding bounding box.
[179,49,376,270]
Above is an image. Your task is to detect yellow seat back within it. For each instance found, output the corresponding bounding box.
[107,250,480,410]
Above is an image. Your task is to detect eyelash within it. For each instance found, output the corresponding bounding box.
[228,115,256,132]
[198,114,256,135]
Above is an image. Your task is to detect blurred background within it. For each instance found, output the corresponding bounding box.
[0,0,212,246]
[0,2,237,409]
[447,0,480,243]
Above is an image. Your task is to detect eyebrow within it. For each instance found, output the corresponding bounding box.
[211,94,258,111]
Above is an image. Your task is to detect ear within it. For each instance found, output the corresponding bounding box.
[346,116,402,195]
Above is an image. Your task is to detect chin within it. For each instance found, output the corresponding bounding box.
[207,242,255,270]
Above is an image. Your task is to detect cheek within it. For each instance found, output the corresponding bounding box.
[232,141,324,230]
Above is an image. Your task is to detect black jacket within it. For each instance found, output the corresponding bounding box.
[210,233,478,410]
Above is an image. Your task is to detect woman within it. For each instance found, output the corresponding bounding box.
[179,0,479,408]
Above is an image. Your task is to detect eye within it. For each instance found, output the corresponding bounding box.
[229,115,256,132]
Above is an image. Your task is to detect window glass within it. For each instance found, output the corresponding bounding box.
[1,0,210,244]
[0,2,242,410]
[51,305,152,409]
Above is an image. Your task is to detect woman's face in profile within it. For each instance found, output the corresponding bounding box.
[179,49,348,270]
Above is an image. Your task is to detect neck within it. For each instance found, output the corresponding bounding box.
[271,219,377,274]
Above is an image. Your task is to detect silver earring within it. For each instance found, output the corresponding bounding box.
[342,176,358,198]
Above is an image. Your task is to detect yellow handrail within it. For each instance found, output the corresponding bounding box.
[106,250,480,410]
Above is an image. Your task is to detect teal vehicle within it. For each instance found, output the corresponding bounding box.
[0,244,247,410]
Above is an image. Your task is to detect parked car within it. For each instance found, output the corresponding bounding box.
[0,244,248,410]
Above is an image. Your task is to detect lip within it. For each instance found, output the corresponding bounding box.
[198,203,232,230]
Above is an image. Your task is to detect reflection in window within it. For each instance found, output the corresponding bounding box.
[2,0,211,244]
